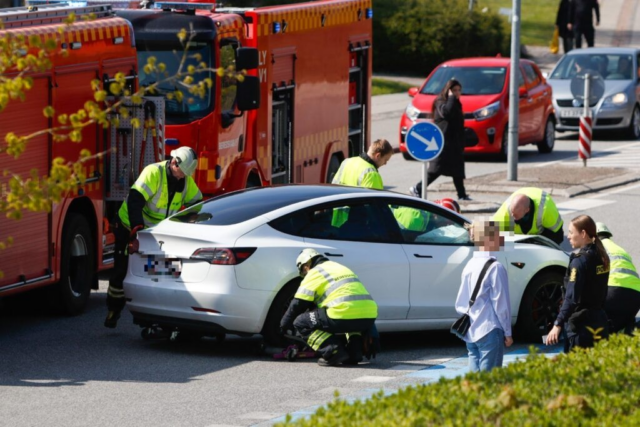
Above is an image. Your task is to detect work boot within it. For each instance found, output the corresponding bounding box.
[104,310,121,329]
[317,347,349,367]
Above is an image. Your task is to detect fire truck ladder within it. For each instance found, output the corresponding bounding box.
[0,3,113,29]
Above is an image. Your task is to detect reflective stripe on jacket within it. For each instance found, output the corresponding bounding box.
[119,161,202,228]
[492,187,563,235]
[603,238,640,293]
[294,260,378,320]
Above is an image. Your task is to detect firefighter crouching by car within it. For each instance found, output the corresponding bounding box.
[492,187,564,245]
[280,249,378,366]
[104,147,203,328]
[596,222,640,334]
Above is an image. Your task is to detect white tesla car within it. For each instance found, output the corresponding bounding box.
[124,185,569,344]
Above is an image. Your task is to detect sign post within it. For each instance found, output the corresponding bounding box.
[571,71,604,167]
[579,73,592,166]
[405,122,445,200]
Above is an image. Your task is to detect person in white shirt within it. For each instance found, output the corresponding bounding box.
[455,219,513,372]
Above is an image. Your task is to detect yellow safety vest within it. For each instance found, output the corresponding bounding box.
[331,156,383,190]
[119,160,202,228]
[602,238,640,293]
[393,206,430,233]
[294,260,378,320]
[492,187,563,235]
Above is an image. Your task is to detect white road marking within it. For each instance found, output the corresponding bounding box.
[557,198,616,214]
[351,376,394,383]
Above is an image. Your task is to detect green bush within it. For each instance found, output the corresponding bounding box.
[376,0,509,75]
[278,333,640,426]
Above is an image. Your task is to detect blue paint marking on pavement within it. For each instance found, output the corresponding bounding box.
[255,344,564,426]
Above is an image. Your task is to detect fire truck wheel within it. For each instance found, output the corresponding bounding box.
[326,155,341,183]
[246,173,261,188]
[56,213,95,315]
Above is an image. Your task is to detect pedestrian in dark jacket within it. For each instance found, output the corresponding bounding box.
[409,79,470,201]
[569,0,600,48]
[556,0,573,53]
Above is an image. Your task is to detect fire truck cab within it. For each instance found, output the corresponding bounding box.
[116,0,373,195]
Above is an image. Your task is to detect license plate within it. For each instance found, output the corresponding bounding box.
[145,256,182,278]
[560,108,587,117]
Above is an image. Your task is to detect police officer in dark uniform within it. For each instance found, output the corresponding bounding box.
[546,215,609,352]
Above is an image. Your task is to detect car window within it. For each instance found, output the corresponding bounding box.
[421,66,507,95]
[269,201,395,243]
[378,201,471,245]
[523,63,541,88]
[550,54,634,80]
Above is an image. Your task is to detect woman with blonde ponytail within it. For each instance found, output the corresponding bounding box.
[546,215,610,352]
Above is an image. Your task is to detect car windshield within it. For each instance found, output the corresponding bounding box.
[550,54,634,80]
[421,66,506,95]
[137,41,214,124]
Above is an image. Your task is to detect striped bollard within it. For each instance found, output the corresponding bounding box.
[579,115,592,167]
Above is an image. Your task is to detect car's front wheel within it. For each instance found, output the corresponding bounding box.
[516,270,564,342]
[627,105,640,140]
[402,151,415,161]
[537,117,556,153]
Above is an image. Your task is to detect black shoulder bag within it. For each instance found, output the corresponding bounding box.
[450,259,496,340]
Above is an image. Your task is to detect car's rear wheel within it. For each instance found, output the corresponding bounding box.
[627,105,640,140]
[516,271,564,342]
[537,117,556,153]
[262,280,300,346]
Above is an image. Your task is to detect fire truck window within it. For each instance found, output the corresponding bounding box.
[136,40,213,124]
[220,44,238,114]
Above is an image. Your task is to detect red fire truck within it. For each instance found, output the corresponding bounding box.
[117,0,373,194]
[0,3,139,312]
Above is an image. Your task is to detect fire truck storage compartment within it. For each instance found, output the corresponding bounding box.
[106,96,165,201]
[348,44,369,158]
[0,77,51,288]
[271,87,294,185]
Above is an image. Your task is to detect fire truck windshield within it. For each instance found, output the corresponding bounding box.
[137,41,214,124]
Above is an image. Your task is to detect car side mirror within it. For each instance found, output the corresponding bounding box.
[408,87,419,97]
[236,47,259,71]
[518,87,528,98]
[237,75,260,111]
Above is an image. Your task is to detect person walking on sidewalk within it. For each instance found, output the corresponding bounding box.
[596,222,640,334]
[409,79,470,201]
[455,220,513,372]
[569,0,600,48]
[556,0,574,53]
[104,147,202,328]
[546,215,609,352]
[492,187,564,245]
[331,139,393,190]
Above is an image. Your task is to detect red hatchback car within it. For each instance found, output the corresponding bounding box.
[399,57,556,160]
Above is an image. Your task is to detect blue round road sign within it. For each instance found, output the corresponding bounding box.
[405,122,444,162]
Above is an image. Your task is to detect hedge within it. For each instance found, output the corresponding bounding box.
[278,333,640,426]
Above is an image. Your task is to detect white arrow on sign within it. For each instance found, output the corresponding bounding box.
[409,130,439,151]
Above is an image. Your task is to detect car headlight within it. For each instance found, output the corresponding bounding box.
[405,103,421,121]
[602,92,628,107]
[473,101,500,121]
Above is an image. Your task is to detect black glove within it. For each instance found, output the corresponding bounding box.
[280,325,293,336]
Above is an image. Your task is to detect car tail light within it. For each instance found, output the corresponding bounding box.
[190,247,257,265]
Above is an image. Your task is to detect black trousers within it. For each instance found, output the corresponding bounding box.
[415,173,466,199]
[293,308,375,360]
[561,34,573,54]
[605,287,640,334]
[564,309,609,353]
[574,25,595,48]
[106,220,130,312]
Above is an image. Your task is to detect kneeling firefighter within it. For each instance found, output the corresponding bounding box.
[280,249,379,366]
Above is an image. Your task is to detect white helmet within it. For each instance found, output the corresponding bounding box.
[296,248,320,275]
[596,222,612,238]
[171,146,198,176]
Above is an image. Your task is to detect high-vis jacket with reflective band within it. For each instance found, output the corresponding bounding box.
[492,187,563,235]
[295,260,378,320]
[602,238,640,293]
[119,161,202,228]
[331,156,383,190]
[393,206,430,233]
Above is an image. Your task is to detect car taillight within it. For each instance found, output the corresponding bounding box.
[190,247,257,265]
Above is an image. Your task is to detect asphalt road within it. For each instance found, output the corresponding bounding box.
[3,96,640,426]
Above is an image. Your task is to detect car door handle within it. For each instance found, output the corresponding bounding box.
[324,252,343,257]
[413,254,433,258]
